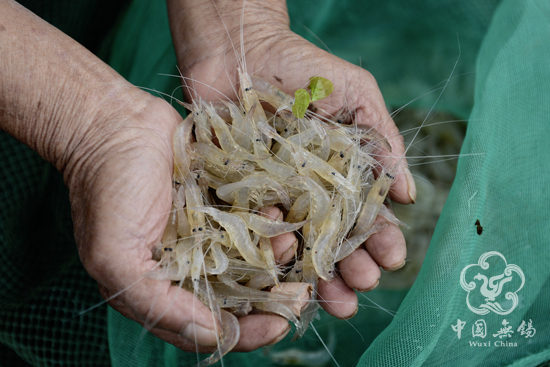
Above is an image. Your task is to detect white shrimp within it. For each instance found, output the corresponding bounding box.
[191,206,266,268]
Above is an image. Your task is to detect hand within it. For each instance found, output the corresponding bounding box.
[0,0,292,354]
[168,0,416,323]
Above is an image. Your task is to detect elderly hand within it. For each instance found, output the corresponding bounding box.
[167,0,416,341]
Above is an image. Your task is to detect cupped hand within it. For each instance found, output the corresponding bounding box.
[170,3,416,322]
[68,89,294,352]
[67,92,219,351]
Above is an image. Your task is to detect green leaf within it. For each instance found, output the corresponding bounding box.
[292,89,311,119]
[309,76,334,102]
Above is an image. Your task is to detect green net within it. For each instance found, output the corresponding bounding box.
[1,0,549,366]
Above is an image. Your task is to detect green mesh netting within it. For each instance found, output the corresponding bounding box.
[1,0,549,366]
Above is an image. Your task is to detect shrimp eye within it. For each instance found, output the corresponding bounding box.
[284,129,288,132]
[224,159,230,165]
[331,172,336,175]
[221,235,224,239]
[385,173,395,179]
[198,227,203,231]
[337,119,343,123]
[302,163,306,168]
[192,228,197,232]
[196,174,200,179]
[340,152,345,158]
[357,165,362,169]
[256,139,261,142]
[163,247,169,251]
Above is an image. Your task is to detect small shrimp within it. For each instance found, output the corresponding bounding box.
[191,101,213,143]
[209,101,232,122]
[222,100,252,152]
[350,169,393,237]
[230,187,250,212]
[246,272,278,290]
[173,186,191,238]
[234,212,309,237]
[275,127,320,165]
[204,102,257,162]
[259,237,281,286]
[216,174,291,210]
[250,75,294,110]
[196,310,240,367]
[192,206,266,268]
[286,192,310,223]
[333,221,388,263]
[205,242,229,275]
[161,202,178,249]
[172,114,194,182]
[174,238,194,280]
[238,68,268,122]
[287,260,304,283]
[378,205,410,229]
[327,145,353,175]
[191,142,255,174]
[311,197,343,281]
[196,170,227,190]
[284,176,330,229]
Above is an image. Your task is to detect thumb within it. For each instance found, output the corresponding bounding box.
[98,270,219,348]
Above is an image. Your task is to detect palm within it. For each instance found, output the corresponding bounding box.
[72,97,174,289]
[68,97,221,350]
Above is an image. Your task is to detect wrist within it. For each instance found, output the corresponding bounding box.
[167,0,290,71]
[0,2,127,173]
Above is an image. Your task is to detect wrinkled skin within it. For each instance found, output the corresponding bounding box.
[0,0,416,358]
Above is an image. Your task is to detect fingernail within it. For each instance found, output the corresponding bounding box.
[384,260,406,271]
[355,279,379,293]
[181,322,218,347]
[404,167,416,204]
[268,324,291,345]
[277,211,284,221]
[342,305,359,320]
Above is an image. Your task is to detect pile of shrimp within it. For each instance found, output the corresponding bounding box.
[151,68,403,366]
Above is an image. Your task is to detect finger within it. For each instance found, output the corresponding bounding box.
[262,207,298,264]
[317,276,358,319]
[100,285,218,353]
[148,314,290,353]
[98,262,219,348]
[365,214,407,271]
[338,247,381,292]
[232,314,290,352]
[355,98,416,205]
